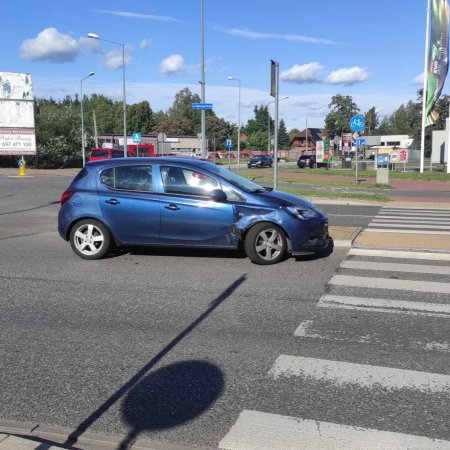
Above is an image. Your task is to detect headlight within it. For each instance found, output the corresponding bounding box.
[285,206,320,220]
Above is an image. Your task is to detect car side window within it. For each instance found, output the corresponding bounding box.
[222,185,245,202]
[161,166,218,197]
[100,165,152,192]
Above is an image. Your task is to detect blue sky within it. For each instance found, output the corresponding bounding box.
[2,0,434,130]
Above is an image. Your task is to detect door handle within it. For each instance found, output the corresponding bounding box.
[165,204,180,211]
[105,198,120,205]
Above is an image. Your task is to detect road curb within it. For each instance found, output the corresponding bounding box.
[0,420,202,450]
[329,226,362,248]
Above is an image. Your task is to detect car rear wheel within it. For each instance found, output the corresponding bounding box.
[70,219,111,260]
[244,223,287,265]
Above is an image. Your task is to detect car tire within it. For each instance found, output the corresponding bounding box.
[244,222,287,265]
[69,219,111,260]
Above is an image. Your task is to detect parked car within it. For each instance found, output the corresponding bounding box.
[247,155,273,168]
[297,154,328,169]
[58,158,330,265]
[88,148,124,162]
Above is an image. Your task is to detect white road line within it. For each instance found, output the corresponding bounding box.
[329,274,450,294]
[349,248,450,260]
[369,223,450,230]
[381,208,450,212]
[294,320,450,353]
[365,228,450,234]
[340,260,450,275]
[268,355,450,393]
[373,218,450,224]
[318,294,450,317]
[218,410,450,449]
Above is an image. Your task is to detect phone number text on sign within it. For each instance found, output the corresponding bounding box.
[0,128,36,155]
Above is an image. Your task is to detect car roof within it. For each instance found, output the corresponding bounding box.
[85,157,221,173]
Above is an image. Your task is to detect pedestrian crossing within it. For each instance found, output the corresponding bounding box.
[219,245,450,449]
[365,206,450,234]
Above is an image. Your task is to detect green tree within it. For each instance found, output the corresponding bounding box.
[364,107,378,135]
[153,116,193,135]
[247,130,267,149]
[245,105,270,136]
[206,115,232,149]
[278,119,290,149]
[289,128,301,140]
[127,101,154,134]
[324,94,360,137]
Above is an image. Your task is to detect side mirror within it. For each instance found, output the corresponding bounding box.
[210,189,227,202]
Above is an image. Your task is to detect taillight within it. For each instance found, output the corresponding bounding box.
[60,189,76,205]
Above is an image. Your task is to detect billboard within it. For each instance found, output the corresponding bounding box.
[425,0,449,125]
[0,72,36,156]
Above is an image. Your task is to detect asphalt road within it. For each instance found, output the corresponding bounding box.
[0,173,449,448]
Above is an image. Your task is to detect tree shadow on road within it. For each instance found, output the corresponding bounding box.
[61,274,247,449]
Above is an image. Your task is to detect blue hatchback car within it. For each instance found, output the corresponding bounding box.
[58,158,331,265]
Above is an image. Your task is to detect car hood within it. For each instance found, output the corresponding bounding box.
[253,189,327,217]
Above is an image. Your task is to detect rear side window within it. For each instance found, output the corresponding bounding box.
[91,150,108,157]
[100,165,153,192]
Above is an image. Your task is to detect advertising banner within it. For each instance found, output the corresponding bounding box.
[0,72,35,156]
[323,140,333,163]
[341,133,352,152]
[316,141,324,162]
[425,0,449,125]
[0,128,36,155]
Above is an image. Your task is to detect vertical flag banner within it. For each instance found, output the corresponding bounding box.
[425,0,449,126]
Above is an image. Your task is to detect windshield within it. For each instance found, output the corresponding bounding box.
[214,165,265,192]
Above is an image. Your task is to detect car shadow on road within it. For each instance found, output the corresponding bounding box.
[105,245,247,260]
[61,274,247,449]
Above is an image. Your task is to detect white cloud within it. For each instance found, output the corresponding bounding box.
[413,72,424,85]
[140,39,152,49]
[79,36,102,53]
[94,9,186,23]
[221,28,336,45]
[20,28,79,63]
[323,67,369,85]
[105,45,132,69]
[280,62,324,84]
[160,54,186,75]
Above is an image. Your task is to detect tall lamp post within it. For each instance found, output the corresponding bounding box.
[267,96,289,154]
[87,33,128,157]
[228,76,241,169]
[200,0,207,158]
[80,72,95,167]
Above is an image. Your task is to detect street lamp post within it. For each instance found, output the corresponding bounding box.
[267,96,289,155]
[200,0,207,158]
[228,76,241,169]
[87,33,127,157]
[80,72,95,167]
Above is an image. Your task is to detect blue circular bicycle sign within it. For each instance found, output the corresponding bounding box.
[349,115,365,132]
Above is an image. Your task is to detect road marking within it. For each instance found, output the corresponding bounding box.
[340,260,450,275]
[373,217,450,223]
[365,228,450,235]
[369,223,450,230]
[349,248,450,260]
[318,294,450,317]
[268,355,450,393]
[381,208,450,213]
[329,274,450,294]
[218,410,450,449]
[294,320,450,352]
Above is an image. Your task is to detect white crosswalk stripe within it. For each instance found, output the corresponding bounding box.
[219,410,450,449]
[366,206,450,235]
[219,234,450,448]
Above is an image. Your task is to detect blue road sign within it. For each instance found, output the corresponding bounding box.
[349,116,365,132]
[192,103,213,110]
[226,139,232,149]
[377,153,389,168]
[357,138,366,146]
[132,132,142,143]
[352,138,357,146]
[18,160,24,167]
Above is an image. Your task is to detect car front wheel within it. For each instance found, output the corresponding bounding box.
[244,223,287,265]
[69,219,111,260]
